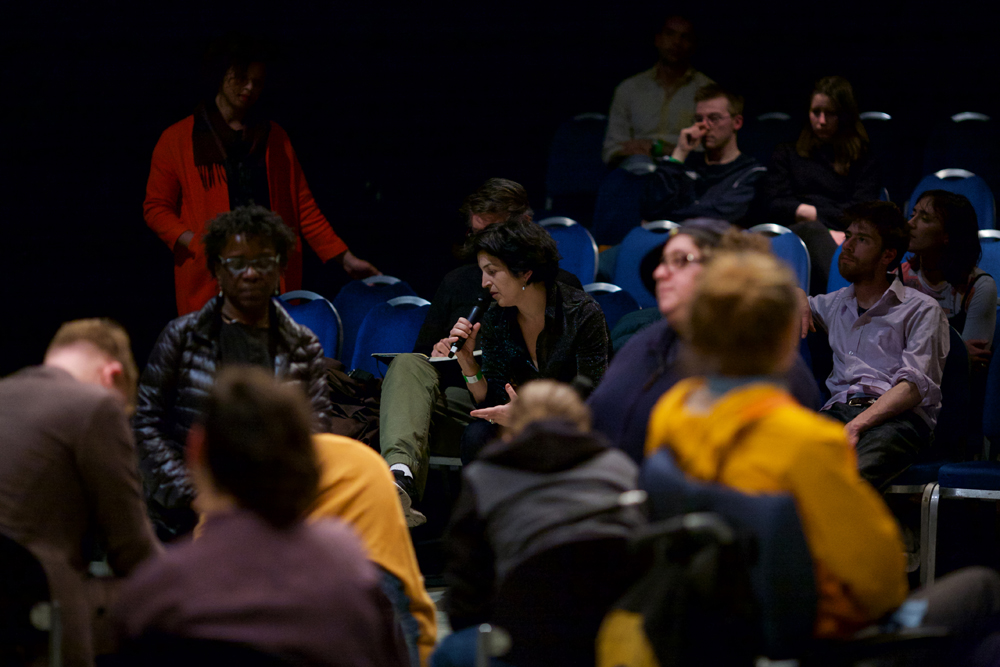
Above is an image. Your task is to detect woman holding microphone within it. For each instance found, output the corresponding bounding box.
[448,220,610,462]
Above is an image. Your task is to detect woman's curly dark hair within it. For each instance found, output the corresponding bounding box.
[203,204,297,274]
[465,219,561,285]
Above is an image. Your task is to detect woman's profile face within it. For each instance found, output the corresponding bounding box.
[214,233,281,314]
[479,252,525,308]
[908,197,949,254]
[809,93,839,141]
[652,234,705,325]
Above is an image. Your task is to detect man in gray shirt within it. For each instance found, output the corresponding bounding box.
[602,15,713,166]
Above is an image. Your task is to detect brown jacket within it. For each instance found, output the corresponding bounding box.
[0,366,161,666]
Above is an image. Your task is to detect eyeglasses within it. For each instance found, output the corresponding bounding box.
[660,252,702,271]
[218,255,280,275]
[693,113,732,126]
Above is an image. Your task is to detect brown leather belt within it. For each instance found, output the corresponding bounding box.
[846,396,878,408]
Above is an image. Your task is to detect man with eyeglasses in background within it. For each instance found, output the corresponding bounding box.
[641,84,765,226]
[134,205,331,539]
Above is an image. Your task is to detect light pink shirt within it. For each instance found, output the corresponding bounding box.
[808,279,950,427]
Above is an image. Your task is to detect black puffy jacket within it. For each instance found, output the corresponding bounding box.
[133,297,332,515]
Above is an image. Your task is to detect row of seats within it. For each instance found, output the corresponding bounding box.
[543,112,1000,246]
[280,284,430,377]
[291,218,995,380]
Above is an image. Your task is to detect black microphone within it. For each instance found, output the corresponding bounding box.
[449,291,489,358]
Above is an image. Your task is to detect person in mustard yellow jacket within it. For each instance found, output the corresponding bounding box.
[641,251,1000,656]
[309,433,437,667]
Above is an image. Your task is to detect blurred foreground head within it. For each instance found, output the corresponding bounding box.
[688,252,800,377]
[505,379,592,439]
[45,318,139,413]
[193,366,319,528]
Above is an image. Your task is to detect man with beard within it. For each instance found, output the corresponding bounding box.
[641,84,765,224]
[144,34,379,316]
[805,201,949,491]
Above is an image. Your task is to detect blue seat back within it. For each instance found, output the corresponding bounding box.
[640,450,817,658]
[333,278,416,364]
[593,168,652,246]
[906,172,996,230]
[979,235,1000,280]
[751,224,811,293]
[611,226,672,308]
[350,297,431,376]
[545,113,608,198]
[827,245,850,293]
[584,283,641,331]
[540,218,598,285]
[740,112,797,165]
[278,291,342,360]
[922,115,1000,199]
[985,315,1000,441]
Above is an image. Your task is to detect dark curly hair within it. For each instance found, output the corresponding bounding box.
[842,201,910,271]
[465,219,561,286]
[200,366,319,529]
[202,204,297,274]
[909,190,982,289]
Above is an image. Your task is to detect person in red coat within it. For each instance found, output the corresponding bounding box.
[144,35,379,315]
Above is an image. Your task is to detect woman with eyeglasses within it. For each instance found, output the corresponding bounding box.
[134,204,332,539]
[588,219,822,464]
[760,75,882,293]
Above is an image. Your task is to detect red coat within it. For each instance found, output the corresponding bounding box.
[144,116,349,315]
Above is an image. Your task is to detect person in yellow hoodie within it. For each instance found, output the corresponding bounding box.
[309,433,437,666]
[644,252,1000,656]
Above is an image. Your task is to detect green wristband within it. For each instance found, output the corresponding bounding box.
[463,371,484,384]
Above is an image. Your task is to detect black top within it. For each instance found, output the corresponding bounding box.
[219,321,274,370]
[479,281,609,407]
[412,264,583,356]
[642,152,765,224]
[761,142,881,231]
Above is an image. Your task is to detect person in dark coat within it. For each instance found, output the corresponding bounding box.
[760,75,882,292]
[435,379,642,667]
[134,205,332,539]
[642,84,765,225]
[0,319,160,667]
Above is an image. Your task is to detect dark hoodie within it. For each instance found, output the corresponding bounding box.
[642,152,766,224]
[442,420,641,630]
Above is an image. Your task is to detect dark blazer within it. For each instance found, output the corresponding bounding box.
[0,365,160,667]
[133,297,332,533]
[478,281,609,408]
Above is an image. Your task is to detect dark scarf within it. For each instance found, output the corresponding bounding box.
[192,101,271,209]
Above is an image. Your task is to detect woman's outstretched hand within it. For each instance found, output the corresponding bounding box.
[470,384,517,426]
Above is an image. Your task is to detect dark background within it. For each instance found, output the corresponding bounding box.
[2,0,996,375]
